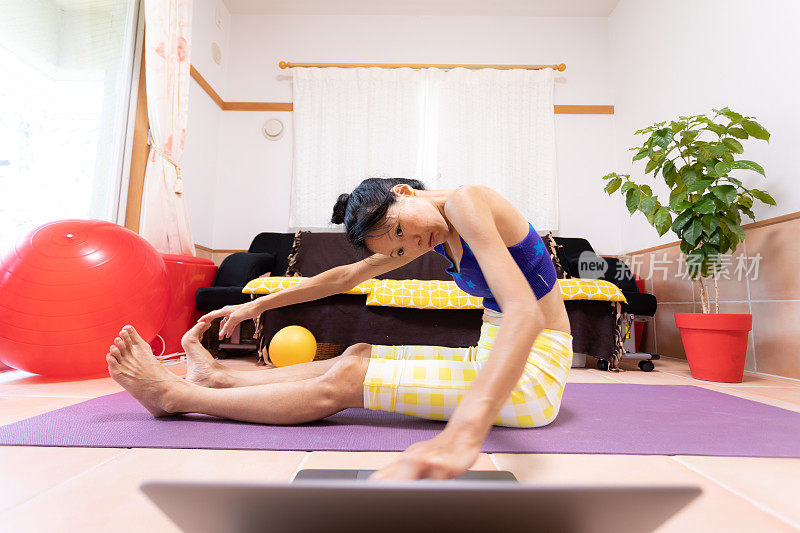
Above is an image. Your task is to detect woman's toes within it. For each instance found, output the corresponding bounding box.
[114,337,126,354]
[120,330,134,352]
[124,325,148,348]
[182,322,209,345]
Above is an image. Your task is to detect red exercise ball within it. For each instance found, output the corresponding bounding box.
[0,220,170,378]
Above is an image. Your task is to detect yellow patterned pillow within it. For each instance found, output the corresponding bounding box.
[558,279,626,302]
[242,276,625,307]
[243,276,375,295]
[365,279,484,310]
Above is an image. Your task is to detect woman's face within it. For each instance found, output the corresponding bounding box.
[365,191,446,258]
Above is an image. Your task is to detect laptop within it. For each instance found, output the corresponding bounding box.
[142,469,701,533]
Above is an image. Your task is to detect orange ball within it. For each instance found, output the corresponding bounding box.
[268,325,317,367]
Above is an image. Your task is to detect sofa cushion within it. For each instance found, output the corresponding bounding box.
[365,279,484,310]
[244,276,626,307]
[244,276,375,295]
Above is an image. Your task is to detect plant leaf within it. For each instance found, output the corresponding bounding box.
[709,143,727,157]
[626,187,642,214]
[727,127,748,139]
[604,177,622,194]
[701,214,720,234]
[654,207,672,236]
[681,168,698,188]
[731,160,765,176]
[751,189,777,206]
[640,195,658,215]
[711,185,737,206]
[669,185,689,209]
[693,194,717,214]
[652,128,674,149]
[688,179,714,193]
[721,137,744,154]
[684,218,704,247]
[741,119,770,141]
[714,161,733,176]
[671,209,694,233]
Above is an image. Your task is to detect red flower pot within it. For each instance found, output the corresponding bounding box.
[674,313,752,383]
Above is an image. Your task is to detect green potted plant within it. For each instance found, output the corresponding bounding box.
[602,107,774,382]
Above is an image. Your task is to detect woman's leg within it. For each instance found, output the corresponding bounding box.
[182,322,372,388]
[107,325,368,424]
[364,324,573,428]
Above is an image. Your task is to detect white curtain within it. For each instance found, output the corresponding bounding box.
[139,0,195,255]
[291,66,557,230]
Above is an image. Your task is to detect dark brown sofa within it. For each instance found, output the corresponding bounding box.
[241,231,620,365]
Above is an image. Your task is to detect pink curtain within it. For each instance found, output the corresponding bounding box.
[140,0,195,255]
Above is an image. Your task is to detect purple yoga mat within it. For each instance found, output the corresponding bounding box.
[1,384,798,457]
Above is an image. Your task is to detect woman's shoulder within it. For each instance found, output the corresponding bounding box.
[445,186,530,247]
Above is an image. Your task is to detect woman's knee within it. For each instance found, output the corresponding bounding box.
[341,342,372,358]
[321,354,369,408]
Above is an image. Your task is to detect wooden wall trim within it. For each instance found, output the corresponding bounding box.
[625,210,800,256]
[554,105,614,114]
[124,49,149,233]
[189,65,613,115]
[190,65,225,109]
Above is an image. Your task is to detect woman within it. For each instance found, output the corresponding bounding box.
[105,177,573,480]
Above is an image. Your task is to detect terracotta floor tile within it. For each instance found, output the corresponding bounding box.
[1,352,798,531]
[0,370,124,398]
[0,446,126,513]
[674,455,800,528]
[724,386,800,407]
[492,453,797,532]
[0,396,88,425]
[659,365,796,388]
[567,367,620,383]
[304,451,497,472]
[0,448,305,532]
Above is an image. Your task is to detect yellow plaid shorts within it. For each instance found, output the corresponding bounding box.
[363,324,573,428]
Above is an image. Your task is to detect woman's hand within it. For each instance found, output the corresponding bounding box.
[197,301,260,340]
[369,429,482,481]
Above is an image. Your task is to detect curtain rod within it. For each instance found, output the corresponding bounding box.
[279,61,566,71]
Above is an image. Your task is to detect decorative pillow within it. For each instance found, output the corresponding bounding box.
[243,276,375,295]
[542,232,569,279]
[242,276,625,306]
[365,279,484,310]
[558,279,626,302]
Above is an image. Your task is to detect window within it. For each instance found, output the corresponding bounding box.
[0,0,140,252]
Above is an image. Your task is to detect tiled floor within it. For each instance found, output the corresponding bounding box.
[1,356,799,532]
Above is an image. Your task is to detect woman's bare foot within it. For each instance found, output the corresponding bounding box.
[182,322,233,388]
[106,325,191,417]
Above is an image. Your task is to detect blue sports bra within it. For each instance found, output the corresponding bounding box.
[432,222,558,313]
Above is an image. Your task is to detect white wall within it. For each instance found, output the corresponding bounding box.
[182,0,231,248]
[185,12,621,252]
[609,0,800,253]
